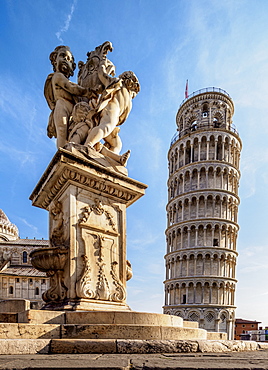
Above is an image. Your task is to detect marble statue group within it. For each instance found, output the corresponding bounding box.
[44,42,140,167]
[29,41,146,312]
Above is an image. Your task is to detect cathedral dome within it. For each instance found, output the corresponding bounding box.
[0,209,19,241]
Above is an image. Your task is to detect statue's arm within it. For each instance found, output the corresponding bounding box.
[98,63,119,88]
[54,73,92,98]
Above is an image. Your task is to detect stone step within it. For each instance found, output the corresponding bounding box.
[61,324,207,340]
[0,299,30,313]
[3,310,227,341]
[0,338,266,355]
[182,320,199,328]
[207,331,227,340]
[0,323,61,339]
[18,309,65,324]
[0,312,18,323]
[18,309,184,327]
[0,322,206,340]
[0,339,50,355]
[51,339,117,354]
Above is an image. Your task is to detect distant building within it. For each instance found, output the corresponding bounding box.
[0,209,49,307]
[235,318,261,340]
[246,328,268,342]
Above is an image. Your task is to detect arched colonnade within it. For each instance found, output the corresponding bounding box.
[165,279,236,307]
[166,222,238,252]
[168,165,240,200]
[169,134,241,174]
[165,251,237,280]
[167,193,239,226]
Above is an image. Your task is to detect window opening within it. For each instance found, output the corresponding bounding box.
[191,121,197,131]
[23,251,27,263]
[214,118,220,128]
[185,148,191,165]
[213,238,219,246]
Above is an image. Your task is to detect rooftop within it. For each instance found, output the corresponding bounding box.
[0,266,47,277]
[235,318,262,324]
[179,87,232,108]
[0,238,48,246]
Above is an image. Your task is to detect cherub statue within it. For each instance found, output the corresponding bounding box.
[44,44,140,168]
[85,71,140,164]
[68,102,93,145]
[44,45,96,148]
[68,101,130,166]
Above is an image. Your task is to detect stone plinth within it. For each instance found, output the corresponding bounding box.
[29,146,147,311]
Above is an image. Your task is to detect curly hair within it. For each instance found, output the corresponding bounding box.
[119,71,140,94]
[49,45,76,76]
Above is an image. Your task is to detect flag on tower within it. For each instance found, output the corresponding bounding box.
[185,80,189,99]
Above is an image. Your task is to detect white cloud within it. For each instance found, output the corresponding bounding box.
[0,74,45,141]
[237,245,268,274]
[56,0,77,43]
[148,262,165,276]
[240,146,268,198]
[18,218,38,234]
[129,232,160,251]
[0,143,35,166]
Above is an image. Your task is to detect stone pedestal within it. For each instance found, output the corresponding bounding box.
[30,145,147,311]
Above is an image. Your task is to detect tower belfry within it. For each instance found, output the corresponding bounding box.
[164,88,242,339]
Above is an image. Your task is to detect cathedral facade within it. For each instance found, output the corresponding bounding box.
[0,209,49,307]
[164,88,241,340]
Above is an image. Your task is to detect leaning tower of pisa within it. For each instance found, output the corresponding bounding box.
[163,88,242,340]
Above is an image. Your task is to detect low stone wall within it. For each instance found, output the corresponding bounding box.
[0,299,30,313]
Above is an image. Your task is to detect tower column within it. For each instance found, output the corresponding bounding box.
[194,256,197,276]
[196,198,199,217]
[186,256,189,276]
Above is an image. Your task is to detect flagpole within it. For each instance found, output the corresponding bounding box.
[185,79,189,99]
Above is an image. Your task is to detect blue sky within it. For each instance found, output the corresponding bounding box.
[1,0,268,325]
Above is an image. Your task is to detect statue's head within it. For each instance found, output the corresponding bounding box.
[119,71,140,97]
[49,45,76,78]
[72,102,91,123]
